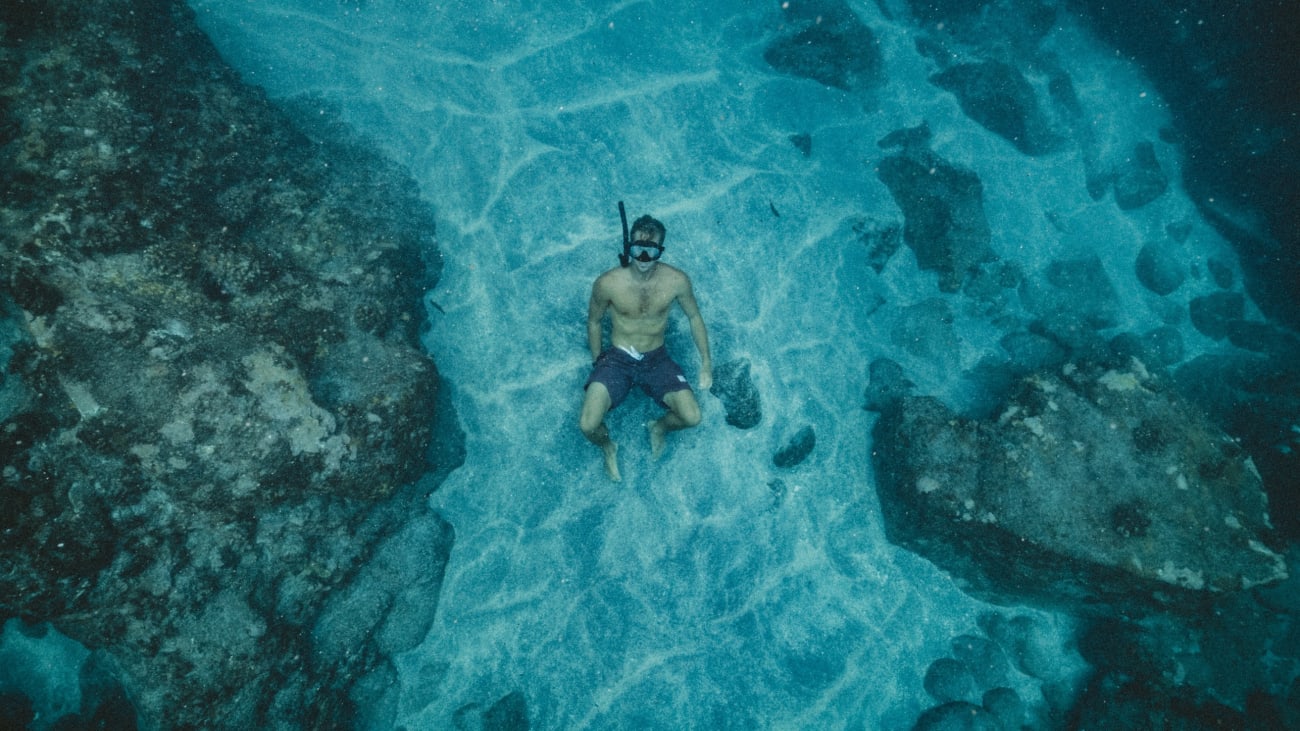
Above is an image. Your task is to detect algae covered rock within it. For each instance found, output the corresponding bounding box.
[872,360,1286,612]
[0,0,452,727]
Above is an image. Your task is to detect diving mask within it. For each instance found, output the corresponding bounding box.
[630,242,663,262]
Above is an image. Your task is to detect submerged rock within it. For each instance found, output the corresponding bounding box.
[764,0,884,91]
[1134,240,1186,295]
[872,361,1287,613]
[924,658,978,704]
[1189,291,1245,340]
[773,425,816,468]
[864,358,915,412]
[1019,256,1120,350]
[0,0,453,727]
[877,128,996,292]
[930,61,1064,156]
[710,358,763,429]
[1112,140,1169,210]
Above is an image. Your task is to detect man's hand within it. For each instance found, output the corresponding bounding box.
[698,369,712,392]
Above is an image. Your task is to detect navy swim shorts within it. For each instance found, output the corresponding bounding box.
[585,345,691,409]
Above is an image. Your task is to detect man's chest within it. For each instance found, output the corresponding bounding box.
[610,284,673,318]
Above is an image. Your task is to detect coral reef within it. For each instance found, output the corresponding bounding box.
[0,0,453,727]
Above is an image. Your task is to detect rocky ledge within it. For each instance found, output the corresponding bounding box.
[872,359,1287,613]
[1,0,454,728]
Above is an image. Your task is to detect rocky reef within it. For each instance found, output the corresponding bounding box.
[871,359,1300,724]
[1,0,454,727]
[873,360,1286,610]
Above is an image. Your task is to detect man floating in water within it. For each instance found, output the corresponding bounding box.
[579,206,712,481]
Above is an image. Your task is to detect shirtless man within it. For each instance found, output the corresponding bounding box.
[580,213,712,481]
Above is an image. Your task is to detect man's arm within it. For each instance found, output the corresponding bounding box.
[587,277,608,362]
[677,274,712,391]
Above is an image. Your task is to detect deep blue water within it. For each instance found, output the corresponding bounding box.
[179,1,1270,728]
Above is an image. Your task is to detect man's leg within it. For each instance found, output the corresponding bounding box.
[580,382,621,481]
[648,389,702,459]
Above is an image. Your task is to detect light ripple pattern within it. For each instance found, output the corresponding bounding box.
[186,0,1244,727]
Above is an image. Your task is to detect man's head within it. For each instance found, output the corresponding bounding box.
[624,214,665,269]
[630,215,666,245]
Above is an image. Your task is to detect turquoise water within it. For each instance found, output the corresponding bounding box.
[184,1,1250,727]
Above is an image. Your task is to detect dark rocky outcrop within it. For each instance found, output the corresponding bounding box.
[877,123,996,292]
[930,61,1064,156]
[1069,0,1300,331]
[710,358,762,429]
[872,360,1287,614]
[765,0,884,91]
[1174,352,1300,541]
[0,0,454,727]
[1111,140,1168,210]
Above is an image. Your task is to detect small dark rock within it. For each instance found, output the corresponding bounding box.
[11,268,64,315]
[1207,257,1235,289]
[773,425,816,468]
[1134,241,1185,295]
[1189,292,1245,340]
[710,358,763,429]
[864,358,915,412]
[1113,141,1168,210]
[483,691,529,731]
[877,120,932,152]
[1166,220,1193,243]
[951,635,1010,690]
[1108,326,1184,369]
[789,133,812,157]
[924,657,977,703]
[767,478,788,508]
[1021,256,1119,332]
[981,687,1023,729]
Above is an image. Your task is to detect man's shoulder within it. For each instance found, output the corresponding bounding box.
[594,267,625,285]
[660,264,691,286]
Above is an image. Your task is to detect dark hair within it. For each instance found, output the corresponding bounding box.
[630,214,666,244]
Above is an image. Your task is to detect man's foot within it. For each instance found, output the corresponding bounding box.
[602,441,621,481]
[647,419,667,460]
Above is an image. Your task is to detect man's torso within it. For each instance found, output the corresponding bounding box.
[602,265,683,353]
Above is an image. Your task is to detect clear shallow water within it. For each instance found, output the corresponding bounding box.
[186,1,1248,727]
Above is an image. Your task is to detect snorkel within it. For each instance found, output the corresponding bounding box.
[618,200,631,268]
[617,202,665,268]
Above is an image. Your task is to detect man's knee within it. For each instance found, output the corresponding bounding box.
[672,392,702,428]
[680,406,701,428]
[580,384,611,437]
[579,410,603,437]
